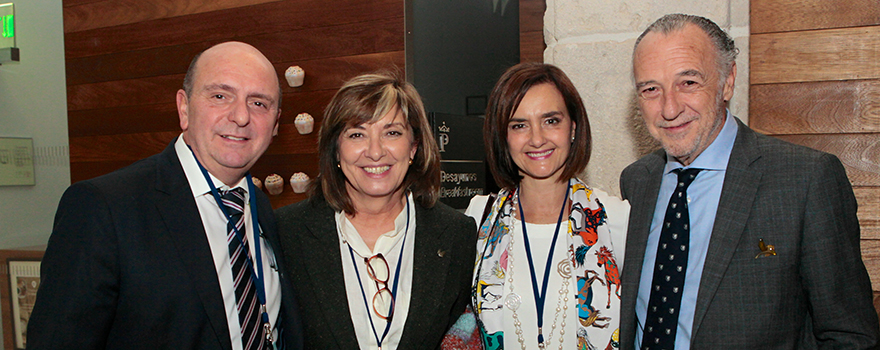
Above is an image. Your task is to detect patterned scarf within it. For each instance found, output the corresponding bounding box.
[472,178,626,350]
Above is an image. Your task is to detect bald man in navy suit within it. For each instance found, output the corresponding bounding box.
[28,42,303,350]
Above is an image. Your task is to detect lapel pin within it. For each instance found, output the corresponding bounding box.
[755,238,776,258]
[437,249,446,258]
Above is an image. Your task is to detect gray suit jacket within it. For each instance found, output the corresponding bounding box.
[618,118,879,349]
[275,197,476,349]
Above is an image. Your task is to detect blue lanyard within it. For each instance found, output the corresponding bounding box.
[346,197,410,349]
[188,147,272,337]
[517,179,569,346]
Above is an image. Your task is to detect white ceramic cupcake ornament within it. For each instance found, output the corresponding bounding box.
[289,172,310,193]
[251,176,263,190]
[285,66,305,87]
[295,113,314,135]
[264,174,284,195]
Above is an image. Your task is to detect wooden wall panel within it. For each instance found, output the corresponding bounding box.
[520,0,545,62]
[864,240,880,291]
[68,75,182,111]
[66,17,405,86]
[64,0,284,33]
[751,0,880,301]
[751,0,880,34]
[773,134,880,187]
[63,0,107,8]
[520,0,544,32]
[64,0,402,59]
[520,31,544,63]
[856,187,880,240]
[875,292,880,325]
[751,26,880,85]
[750,80,880,134]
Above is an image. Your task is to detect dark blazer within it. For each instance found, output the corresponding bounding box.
[27,141,303,350]
[619,118,879,349]
[276,196,476,349]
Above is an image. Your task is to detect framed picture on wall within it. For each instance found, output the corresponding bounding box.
[0,250,44,350]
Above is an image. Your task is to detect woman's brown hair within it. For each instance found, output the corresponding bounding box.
[311,71,441,214]
[484,62,592,189]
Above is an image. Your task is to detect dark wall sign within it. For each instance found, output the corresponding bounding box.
[432,113,491,209]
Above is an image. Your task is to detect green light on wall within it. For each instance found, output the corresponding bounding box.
[1,15,12,38]
[0,3,17,65]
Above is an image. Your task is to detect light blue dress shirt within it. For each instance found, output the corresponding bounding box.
[635,111,738,349]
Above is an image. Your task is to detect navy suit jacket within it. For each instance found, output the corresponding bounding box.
[618,119,878,349]
[28,141,304,350]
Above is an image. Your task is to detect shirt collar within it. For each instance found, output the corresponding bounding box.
[664,109,738,174]
[337,193,413,257]
[174,134,248,197]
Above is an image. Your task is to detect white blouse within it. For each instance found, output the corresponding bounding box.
[336,194,415,350]
[502,219,579,349]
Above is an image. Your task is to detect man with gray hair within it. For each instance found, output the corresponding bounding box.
[619,13,878,349]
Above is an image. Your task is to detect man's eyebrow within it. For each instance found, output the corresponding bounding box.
[635,80,656,89]
[678,69,704,79]
[203,83,236,93]
[248,92,276,105]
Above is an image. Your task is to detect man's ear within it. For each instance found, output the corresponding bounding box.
[272,108,281,137]
[722,62,737,102]
[177,89,190,131]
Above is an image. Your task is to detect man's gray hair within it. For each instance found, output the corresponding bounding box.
[634,14,738,78]
[182,51,203,98]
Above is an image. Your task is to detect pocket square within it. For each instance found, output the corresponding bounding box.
[755,238,776,258]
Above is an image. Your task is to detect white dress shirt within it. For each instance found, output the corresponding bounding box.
[175,135,281,350]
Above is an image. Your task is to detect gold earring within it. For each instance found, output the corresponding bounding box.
[337,163,341,168]
[408,159,413,165]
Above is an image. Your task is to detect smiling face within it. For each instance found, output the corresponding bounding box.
[177,42,281,186]
[506,83,575,183]
[633,23,736,166]
[337,107,417,205]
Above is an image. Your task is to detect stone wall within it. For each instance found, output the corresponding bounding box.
[544,0,749,195]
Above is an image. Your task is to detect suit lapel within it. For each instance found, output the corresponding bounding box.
[151,143,233,350]
[297,203,360,349]
[691,121,762,339]
[398,204,453,349]
[620,151,665,349]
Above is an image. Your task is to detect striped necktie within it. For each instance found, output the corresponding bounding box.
[221,187,268,350]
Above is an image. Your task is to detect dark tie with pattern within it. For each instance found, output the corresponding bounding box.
[221,188,267,350]
[641,168,702,350]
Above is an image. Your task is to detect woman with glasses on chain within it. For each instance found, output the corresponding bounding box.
[276,71,476,349]
[464,63,629,350]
